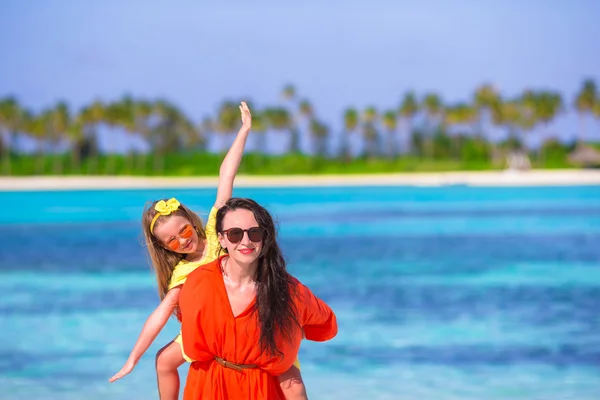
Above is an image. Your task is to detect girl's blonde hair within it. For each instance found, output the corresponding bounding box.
[142,199,207,300]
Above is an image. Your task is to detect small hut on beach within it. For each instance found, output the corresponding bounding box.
[568,146,600,168]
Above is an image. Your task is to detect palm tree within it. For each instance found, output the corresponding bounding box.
[47,101,71,174]
[281,84,296,101]
[518,90,539,139]
[299,99,313,119]
[514,90,556,163]
[249,110,268,160]
[104,97,141,175]
[119,97,155,174]
[308,119,329,157]
[535,91,563,131]
[534,91,563,164]
[151,99,175,173]
[340,107,358,162]
[280,84,302,154]
[422,93,443,126]
[78,100,105,174]
[263,107,291,130]
[152,99,200,174]
[215,100,240,148]
[35,110,52,173]
[473,83,500,137]
[104,96,123,175]
[26,111,48,174]
[422,93,443,159]
[398,91,419,155]
[492,100,524,145]
[0,97,26,175]
[574,79,598,147]
[199,116,215,152]
[263,107,292,152]
[65,120,84,173]
[298,99,314,152]
[492,95,537,166]
[178,115,202,151]
[217,101,240,134]
[445,103,476,130]
[362,106,379,159]
[382,110,398,158]
[444,103,476,159]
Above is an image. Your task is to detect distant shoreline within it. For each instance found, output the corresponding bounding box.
[0,170,598,191]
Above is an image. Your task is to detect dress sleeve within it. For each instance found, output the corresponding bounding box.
[296,282,338,342]
[203,207,221,261]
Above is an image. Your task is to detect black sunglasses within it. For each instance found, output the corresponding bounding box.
[221,227,265,243]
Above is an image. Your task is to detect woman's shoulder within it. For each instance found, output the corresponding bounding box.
[288,275,331,309]
[288,274,308,289]
[288,275,311,301]
[184,256,223,285]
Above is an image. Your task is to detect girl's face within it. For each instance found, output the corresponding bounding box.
[153,215,200,254]
[218,208,264,265]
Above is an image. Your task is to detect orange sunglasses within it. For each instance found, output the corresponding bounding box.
[165,224,195,251]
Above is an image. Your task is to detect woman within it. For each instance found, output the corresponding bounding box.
[179,198,338,399]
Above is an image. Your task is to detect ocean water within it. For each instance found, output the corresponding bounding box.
[1,185,599,400]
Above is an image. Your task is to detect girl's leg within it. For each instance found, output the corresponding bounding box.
[278,365,308,400]
[155,340,186,400]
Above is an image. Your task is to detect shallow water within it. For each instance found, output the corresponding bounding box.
[1,185,599,399]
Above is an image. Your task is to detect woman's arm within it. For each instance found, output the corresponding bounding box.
[108,287,181,382]
[296,283,338,342]
[214,101,252,209]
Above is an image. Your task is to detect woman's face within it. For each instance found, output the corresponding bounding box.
[218,208,264,265]
[153,215,200,254]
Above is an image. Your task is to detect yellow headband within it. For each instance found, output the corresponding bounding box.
[150,198,181,233]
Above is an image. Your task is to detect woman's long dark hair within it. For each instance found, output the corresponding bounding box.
[216,198,299,356]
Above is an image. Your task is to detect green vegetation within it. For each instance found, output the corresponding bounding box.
[1,79,599,176]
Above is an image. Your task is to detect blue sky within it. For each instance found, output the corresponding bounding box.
[1,0,599,151]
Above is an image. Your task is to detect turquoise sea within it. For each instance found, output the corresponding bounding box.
[1,185,599,399]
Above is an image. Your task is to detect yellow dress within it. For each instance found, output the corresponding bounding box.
[169,207,300,369]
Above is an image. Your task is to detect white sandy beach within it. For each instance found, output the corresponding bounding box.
[0,170,598,191]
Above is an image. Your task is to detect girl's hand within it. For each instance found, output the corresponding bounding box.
[239,101,252,131]
[108,359,136,383]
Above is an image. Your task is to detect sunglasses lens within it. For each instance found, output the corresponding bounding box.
[180,225,194,238]
[167,239,179,250]
[227,228,244,243]
[248,227,264,242]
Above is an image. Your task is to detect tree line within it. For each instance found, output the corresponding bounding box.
[0,79,599,175]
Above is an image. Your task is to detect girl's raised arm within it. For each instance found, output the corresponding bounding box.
[214,101,252,209]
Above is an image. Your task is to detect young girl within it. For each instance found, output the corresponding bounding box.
[109,102,307,400]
